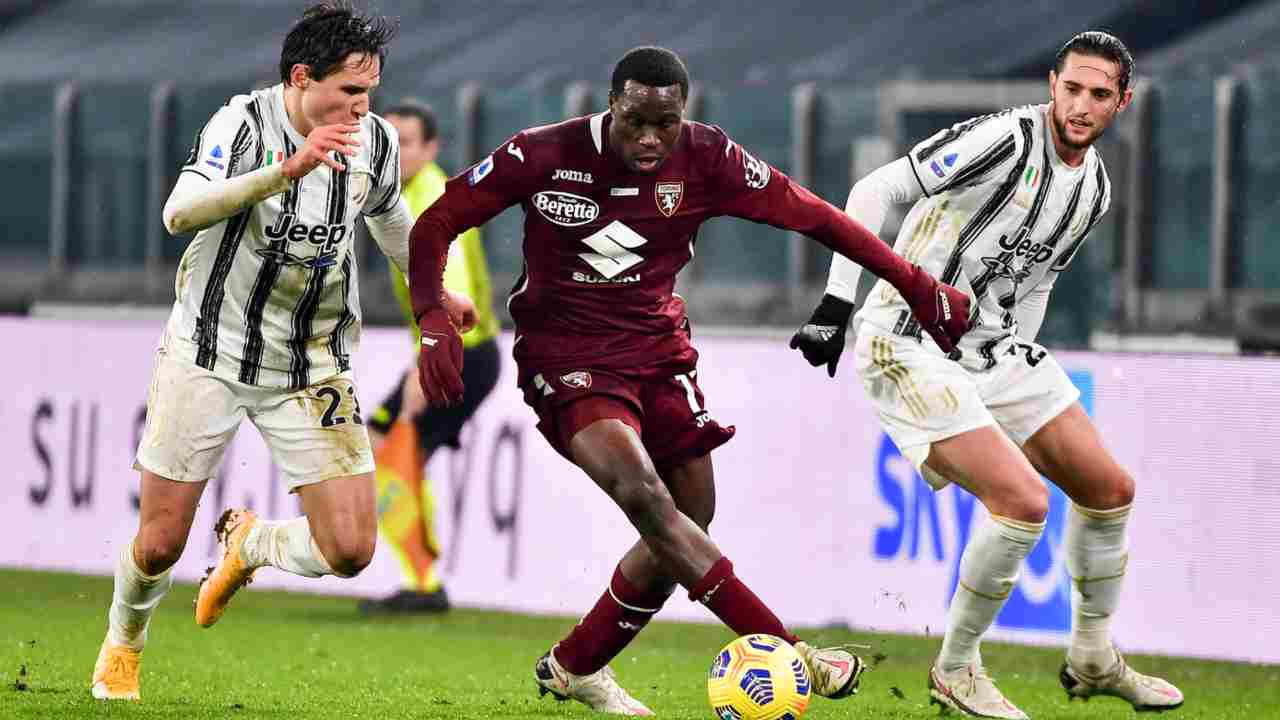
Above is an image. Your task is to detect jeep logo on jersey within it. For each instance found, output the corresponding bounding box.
[255,246,339,269]
[553,169,594,184]
[533,191,599,227]
[264,213,347,254]
[997,228,1054,265]
[980,255,1034,285]
[655,181,683,217]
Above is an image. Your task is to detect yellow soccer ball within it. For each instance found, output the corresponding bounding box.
[707,634,811,720]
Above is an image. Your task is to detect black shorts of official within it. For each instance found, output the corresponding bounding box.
[369,339,502,455]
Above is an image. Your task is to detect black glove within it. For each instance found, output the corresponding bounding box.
[789,294,855,378]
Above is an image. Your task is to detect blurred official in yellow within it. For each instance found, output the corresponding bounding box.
[361,101,501,614]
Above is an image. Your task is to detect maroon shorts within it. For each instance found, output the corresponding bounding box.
[522,365,735,472]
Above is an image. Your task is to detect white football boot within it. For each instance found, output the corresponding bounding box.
[534,647,654,716]
[793,641,867,698]
[1060,648,1184,711]
[928,661,1029,719]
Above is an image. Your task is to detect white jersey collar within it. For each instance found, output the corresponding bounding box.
[590,111,607,154]
[271,83,308,148]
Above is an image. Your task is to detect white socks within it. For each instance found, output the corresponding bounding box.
[240,516,336,578]
[1066,502,1130,674]
[107,542,172,651]
[938,514,1046,671]
[105,517,336,651]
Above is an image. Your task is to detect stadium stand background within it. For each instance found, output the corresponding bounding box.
[0,0,1276,350]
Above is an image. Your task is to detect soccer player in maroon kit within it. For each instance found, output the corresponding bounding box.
[409,47,972,714]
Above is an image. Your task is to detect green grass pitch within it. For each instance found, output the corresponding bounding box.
[3,569,1277,718]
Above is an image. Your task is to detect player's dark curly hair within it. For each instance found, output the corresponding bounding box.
[1055,31,1134,93]
[279,2,398,85]
[611,46,689,100]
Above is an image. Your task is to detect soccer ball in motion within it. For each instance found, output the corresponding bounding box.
[707,634,811,720]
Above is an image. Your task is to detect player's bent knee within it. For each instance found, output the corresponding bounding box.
[134,527,187,574]
[319,532,376,578]
[1102,468,1136,509]
[1010,480,1050,524]
[986,475,1050,525]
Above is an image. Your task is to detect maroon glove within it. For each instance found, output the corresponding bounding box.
[896,265,972,354]
[417,308,464,408]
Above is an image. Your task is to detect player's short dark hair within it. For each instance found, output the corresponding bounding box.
[384,100,438,142]
[279,2,398,85]
[1055,31,1134,93]
[611,46,689,101]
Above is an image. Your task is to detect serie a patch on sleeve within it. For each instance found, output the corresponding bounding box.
[468,155,494,186]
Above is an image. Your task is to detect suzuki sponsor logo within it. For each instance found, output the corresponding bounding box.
[533,191,599,227]
[572,271,640,284]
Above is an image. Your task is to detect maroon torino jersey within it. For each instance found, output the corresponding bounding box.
[411,112,905,384]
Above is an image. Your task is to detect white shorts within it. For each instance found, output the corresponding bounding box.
[134,345,375,490]
[852,325,1079,489]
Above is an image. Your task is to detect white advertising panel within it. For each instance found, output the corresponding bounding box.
[2,317,1276,662]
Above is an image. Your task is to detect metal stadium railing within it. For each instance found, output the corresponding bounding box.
[3,75,1279,349]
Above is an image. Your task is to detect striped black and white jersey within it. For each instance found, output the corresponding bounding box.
[857,104,1111,366]
[166,83,401,389]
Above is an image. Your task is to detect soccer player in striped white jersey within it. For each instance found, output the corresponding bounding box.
[792,32,1183,718]
[90,4,473,701]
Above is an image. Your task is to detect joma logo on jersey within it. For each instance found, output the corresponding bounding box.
[553,169,594,184]
[264,213,347,254]
[533,191,599,227]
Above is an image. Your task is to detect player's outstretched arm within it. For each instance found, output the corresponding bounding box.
[163,166,290,235]
[717,140,971,352]
[409,136,532,408]
[791,157,925,374]
[815,203,970,354]
[163,122,360,235]
[409,192,475,409]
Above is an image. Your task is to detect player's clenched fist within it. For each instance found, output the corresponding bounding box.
[790,294,855,378]
[896,265,972,354]
[282,122,361,179]
[417,307,465,408]
[443,288,478,334]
